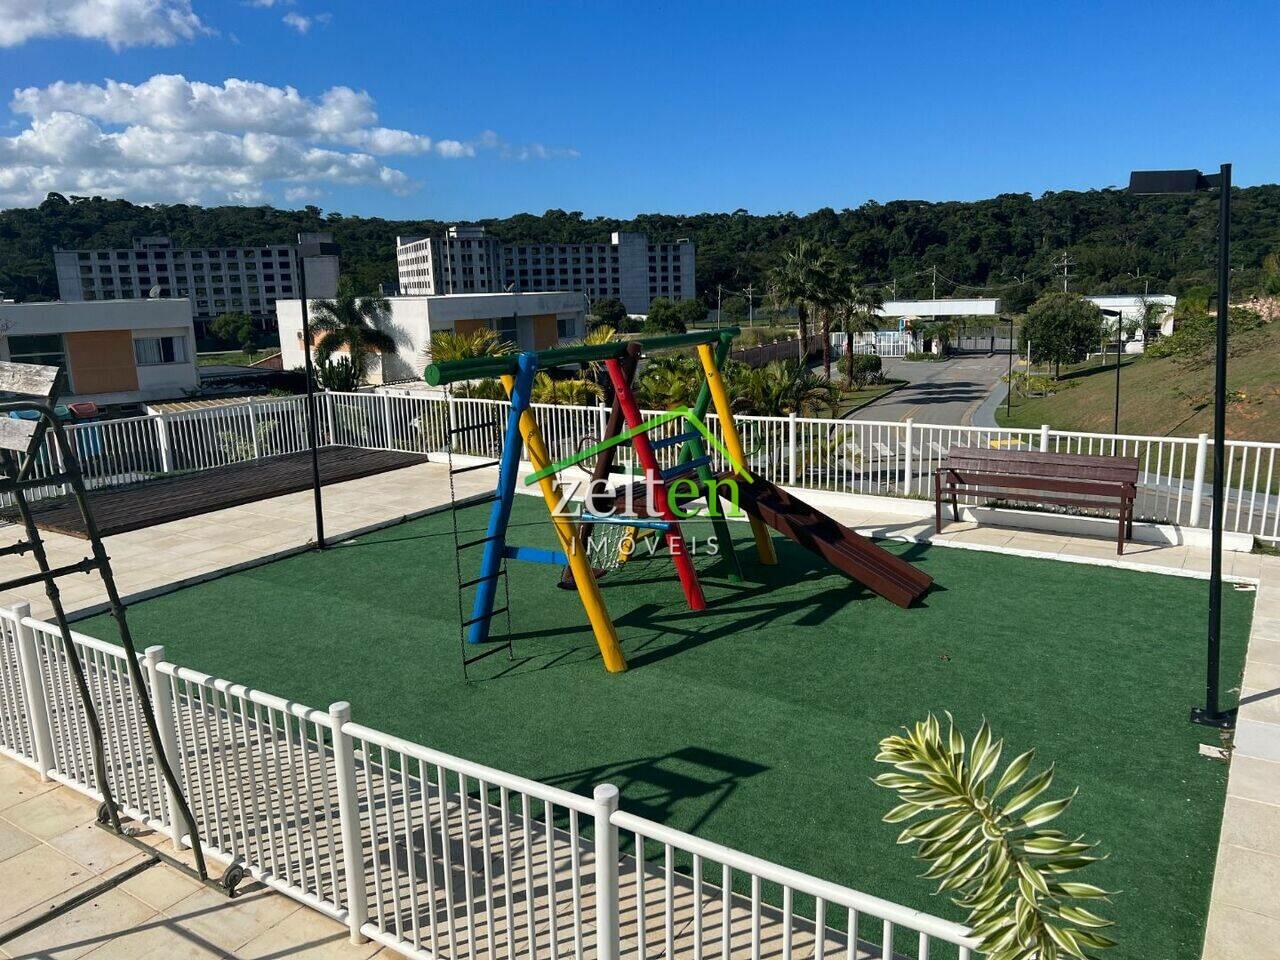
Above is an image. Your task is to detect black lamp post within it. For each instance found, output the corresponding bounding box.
[1100,308,1123,435]
[1005,315,1014,419]
[295,241,333,550]
[1128,165,1234,729]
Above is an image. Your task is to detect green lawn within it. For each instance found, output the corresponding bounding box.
[196,350,278,367]
[80,498,1252,959]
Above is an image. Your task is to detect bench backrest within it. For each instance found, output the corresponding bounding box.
[943,445,1139,484]
[0,360,61,454]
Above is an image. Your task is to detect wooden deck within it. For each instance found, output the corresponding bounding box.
[20,446,431,539]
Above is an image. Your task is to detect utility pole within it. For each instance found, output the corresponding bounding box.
[931,266,937,300]
[1057,255,1076,293]
[746,284,754,326]
[716,284,722,329]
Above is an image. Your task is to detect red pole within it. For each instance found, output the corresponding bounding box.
[604,357,706,612]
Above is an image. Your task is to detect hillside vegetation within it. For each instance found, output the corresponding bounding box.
[4,185,1280,308]
[996,321,1280,441]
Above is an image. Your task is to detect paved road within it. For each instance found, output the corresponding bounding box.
[848,353,1009,424]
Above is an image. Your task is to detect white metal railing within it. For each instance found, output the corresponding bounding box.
[5,389,1278,542]
[0,604,972,960]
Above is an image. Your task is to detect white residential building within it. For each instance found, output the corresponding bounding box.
[54,233,340,337]
[396,227,695,315]
[1086,294,1178,347]
[0,299,198,406]
[276,291,586,385]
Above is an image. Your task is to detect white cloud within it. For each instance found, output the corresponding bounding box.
[0,74,576,207]
[0,0,209,50]
[281,11,310,32]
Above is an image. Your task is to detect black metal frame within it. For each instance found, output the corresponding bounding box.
[0,398,244,896]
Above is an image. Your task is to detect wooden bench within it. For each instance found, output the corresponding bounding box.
[934,446,1140,553]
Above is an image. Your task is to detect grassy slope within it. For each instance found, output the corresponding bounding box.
[996,323,1280,440]
[79,500,1252,959]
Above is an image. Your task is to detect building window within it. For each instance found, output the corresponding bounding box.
[9,334,68,371]
[557,316,575,339]
[496,315,519,347]
[135,336,188,366]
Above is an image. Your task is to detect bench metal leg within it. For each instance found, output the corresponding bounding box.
[1117,502,1127,555]
[934,472,943,534]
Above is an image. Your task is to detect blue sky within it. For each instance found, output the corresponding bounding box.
[1,0,1276,218]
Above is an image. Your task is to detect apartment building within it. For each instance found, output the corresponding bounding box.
[0,299,198,406]
[277,291,585,385]
[54,233,340,338]
[395,227,695,315]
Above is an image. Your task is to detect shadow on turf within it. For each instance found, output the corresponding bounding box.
[463,537,943,680]
[541,746,770,836]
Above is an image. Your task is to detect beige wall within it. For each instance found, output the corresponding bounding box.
[65,331,139,395]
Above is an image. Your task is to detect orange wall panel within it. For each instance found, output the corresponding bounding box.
[532,314,558,349]
[65,331,139,395]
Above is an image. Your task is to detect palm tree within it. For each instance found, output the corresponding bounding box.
[530,372,603,406]
[732,360,838,417]
[308,284,396,384]
[635,354,702,410]
[425,327,514,364]
[769,241,841,378]
[834,275,884,386]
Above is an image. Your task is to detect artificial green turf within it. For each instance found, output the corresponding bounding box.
[79,498,1252,960]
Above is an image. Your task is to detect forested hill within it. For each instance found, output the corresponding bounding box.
[4,186,1280,309]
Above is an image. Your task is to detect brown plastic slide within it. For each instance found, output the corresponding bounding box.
[733,477,932,608]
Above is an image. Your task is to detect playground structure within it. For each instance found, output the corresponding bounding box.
[424,328,932,674]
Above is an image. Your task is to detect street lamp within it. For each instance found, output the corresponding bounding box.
[295,240,337,550]
[1128,165,1233,729]
[1100,308,1123,435]
[1005,315,1015,419]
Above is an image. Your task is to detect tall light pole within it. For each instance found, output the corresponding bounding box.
[1101,308,1123,435]
[1006,315,1014,419]
[295,240,333,550]
[1129,165,1234,729]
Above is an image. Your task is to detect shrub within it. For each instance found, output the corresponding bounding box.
[841,352,882,388]
[904,351,946,362]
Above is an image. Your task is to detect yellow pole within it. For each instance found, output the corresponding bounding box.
[501,374,627,673]
[695,344,777,565]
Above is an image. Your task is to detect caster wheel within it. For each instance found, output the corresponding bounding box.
[220,863,247,896]
[96,801,112,825]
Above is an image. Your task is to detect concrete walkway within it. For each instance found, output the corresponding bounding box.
[0,757,386,960]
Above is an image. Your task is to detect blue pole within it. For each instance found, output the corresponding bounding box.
[466,352,537,644]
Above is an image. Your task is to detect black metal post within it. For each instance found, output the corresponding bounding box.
[297,252,326,549]
[1006,317,1014,418]
[1191,162,1233,729]
[1113,319,1123,435]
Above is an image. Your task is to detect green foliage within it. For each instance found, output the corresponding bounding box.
[841,351,883,389]
[7,188,1280,308]
[730,358,839,416]
[875,714,1115,960]
[635,354,701,408]
[316,356,358,391]
[1022,294,1104,372]
[904,351,946,362]
[452,377,507,400]
[1144,306,1265,361]
[309,283,395,383]
[209,311,259,355]
[426,327,515,363]
[720,295,748,325]
[589,297,628,330]
[530,372,602,405]
[736,325,795,347]
[643,297,707,333]
[1003,371,1077,398]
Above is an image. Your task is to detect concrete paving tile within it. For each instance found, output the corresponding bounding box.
[1220,795,1280,859]
[1227,755,1280,807]
[0,816,39,863]
[3,884,158,960]
[1202,901,1280,960]
[49,822,145,874]
[167,884,303,954]
[1210,842,1280,920]
[0,844,95,922]
[78,917,235,960]
[235,905,383,960]
[3,786,95,841]
[1240,686,1280,724]
[116,859,205,911]
[0,763,58,812]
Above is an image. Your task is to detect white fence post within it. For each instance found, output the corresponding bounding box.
[382,393,395,451]
[1190,432,1209,527]
[12,603,54,780]
[329,701,369,944]
[246,400,261,461]
[1039,424,1050,453]
[154,415,174,473]
[324,391,337,446]
[446,394,458,454]
[143,645,186,849]
[903,418,915,496]
[593,783,621,960]
[788,413,798,486]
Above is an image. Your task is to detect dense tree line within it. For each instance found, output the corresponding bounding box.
[3,186,1280,309]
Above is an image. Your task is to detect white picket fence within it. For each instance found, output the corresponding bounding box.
[0,605,978,960]
[8,391,1279,543]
